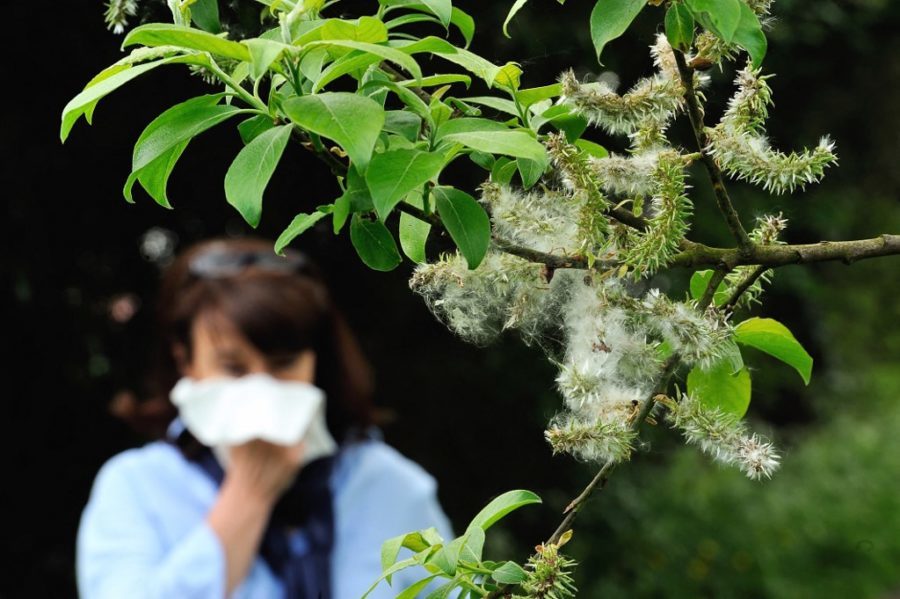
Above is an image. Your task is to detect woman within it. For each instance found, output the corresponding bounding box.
[77,237,453,598]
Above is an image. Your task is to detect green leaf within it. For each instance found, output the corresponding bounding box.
[191,0,221,33]
[361,556,419,599]
[544,108,589,141]
[383,110,423,142]
[517,157,545,188]
[350,214,402,271]
[491,157,518,186]
[282,92,385,170]
[732,1,767,68]
[461,96,519,117]
[343,166,376,212]
[244,38,290,80]
[574,138,608,158]
[399,192,431,263]
[122,24,250,61]
[441,130,547,167]
[435,117,510,138]
[503,0,531,37]
[61,58,174,142]
[495,62,523,91]
[687,363,752,418]
[590,0,648,63]
[361,79,434,130]
[433,186,491,269]
[319,16,389,44]
[397,74,472,89]
[491,561,528,584]
[366,149,445,220]
[385,13,442,31]
[237,115,275,144]
[735,318,813,385]
[430,537,463,576]
[420,0,452,27]
[720,340,746,375]
[224,124,292,227]
[686,0,742,43]
[459,526,485,563]
[469,151,495,171]
[425,579,460,599]
[274,211,327,255]
[468,490,542,531]
[380,527,443,577]
[380,535,405,573]
[122,93,228,206]
[306,39,422,90]
[123,140,188,208]
[397,576,439,599]
[131,97,241,172]
[665,2,695,52]
[423,43,505,88]
[689,269,728,306]
[516,83,563,109]
[333,189,352,234]
[450,7,475,48]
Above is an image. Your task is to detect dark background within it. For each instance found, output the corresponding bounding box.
[5,1,900,597]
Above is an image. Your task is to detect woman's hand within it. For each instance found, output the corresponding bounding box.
[207,439,305,596]
[224,439,306,504]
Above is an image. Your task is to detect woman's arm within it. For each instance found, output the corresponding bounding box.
[206,439,304,596]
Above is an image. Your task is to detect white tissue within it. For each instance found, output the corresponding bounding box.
[170,373,338,468]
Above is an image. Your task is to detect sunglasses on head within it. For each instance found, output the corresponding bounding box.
[188,244,313,279]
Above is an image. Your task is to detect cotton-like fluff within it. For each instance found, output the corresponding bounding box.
[409,251,569,347]
[619,151,694,276]
[588,151,661,197]
[559,35,687,137]
[641,289,733,368]
[547,278,661,463]
[105,0,139,34]
[707,129,837,195]
[661,392,781,480]
[708,66,837,195]
[559,34,709,140]
[481,183,582,256]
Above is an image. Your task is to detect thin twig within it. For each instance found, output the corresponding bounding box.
[722,265,768,311]
[698,265,730,310]
[673,50,753,253]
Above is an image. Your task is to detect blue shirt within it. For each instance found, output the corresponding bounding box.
[76,420,454,598]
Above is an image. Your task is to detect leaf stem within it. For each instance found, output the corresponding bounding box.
[206,58,268,113]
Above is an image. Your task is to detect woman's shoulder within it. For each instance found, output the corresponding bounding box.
[334,436,438,499]
[86,440,208,501]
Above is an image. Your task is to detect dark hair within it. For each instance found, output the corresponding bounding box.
[116,237,376,449]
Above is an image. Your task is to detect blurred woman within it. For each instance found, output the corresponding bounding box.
[76,237,453,598]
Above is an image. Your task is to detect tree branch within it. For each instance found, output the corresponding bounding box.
[671,235,900,268]
[673,50,753,253]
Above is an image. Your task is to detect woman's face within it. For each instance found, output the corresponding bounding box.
[179,315,316,383]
